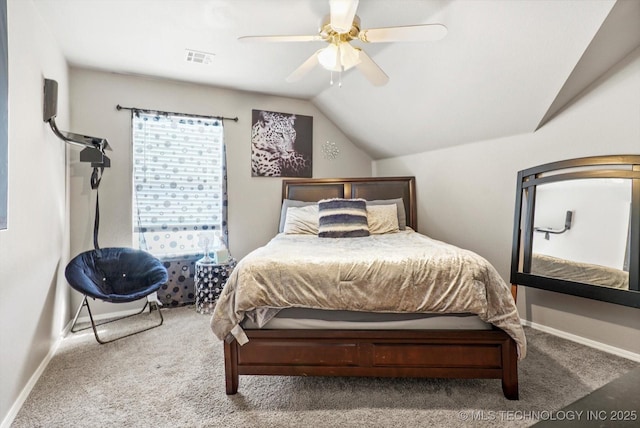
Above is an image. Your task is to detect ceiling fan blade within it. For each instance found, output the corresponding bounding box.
[355,49,389,86]
[286,50,321,82]
[359,24,448,43]
[239,35,323,43]
[329,0,359,33]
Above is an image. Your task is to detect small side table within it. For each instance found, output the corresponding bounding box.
[195,258,236,315]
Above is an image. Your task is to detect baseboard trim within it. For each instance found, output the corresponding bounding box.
[521,319,640,363]
[0,329,67,428]
[1,306,148,428]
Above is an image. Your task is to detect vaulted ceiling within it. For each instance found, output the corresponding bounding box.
[32,0,640,159]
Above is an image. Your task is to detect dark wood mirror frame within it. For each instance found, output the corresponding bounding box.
[511,155,640,309]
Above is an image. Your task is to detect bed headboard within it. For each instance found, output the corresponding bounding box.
[282,177,417,230]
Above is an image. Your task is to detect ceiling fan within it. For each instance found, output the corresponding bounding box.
[238,0,447,86]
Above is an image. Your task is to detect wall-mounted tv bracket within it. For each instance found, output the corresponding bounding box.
[43,78,112,253]
[534,210,573,240]
[43,78,111,168]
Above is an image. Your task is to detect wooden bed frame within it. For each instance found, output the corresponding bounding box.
[223,177,519,400]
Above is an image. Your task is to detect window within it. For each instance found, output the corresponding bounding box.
[132,111,225,257]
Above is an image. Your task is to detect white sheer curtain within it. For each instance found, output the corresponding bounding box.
[131,111,227,258]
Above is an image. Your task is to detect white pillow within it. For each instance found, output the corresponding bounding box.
[279,199,317,232]
[367,204,399,234]
[366,198,406,230]
[283,205,319,234]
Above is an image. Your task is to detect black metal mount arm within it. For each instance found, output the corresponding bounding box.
[534,210,573,240]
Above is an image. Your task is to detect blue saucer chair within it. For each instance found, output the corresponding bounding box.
[65,247,168,344]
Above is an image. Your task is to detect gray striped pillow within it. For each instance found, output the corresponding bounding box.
[318,198,370,238]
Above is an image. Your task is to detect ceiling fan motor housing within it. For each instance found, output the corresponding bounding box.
[320,14,361,43]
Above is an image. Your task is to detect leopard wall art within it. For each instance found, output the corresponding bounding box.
[251,110,311,177]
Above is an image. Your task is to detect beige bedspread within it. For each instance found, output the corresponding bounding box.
[211,230,526,359]
[531,253,629,290]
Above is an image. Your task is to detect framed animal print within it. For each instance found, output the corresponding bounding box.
[250,109,312,177]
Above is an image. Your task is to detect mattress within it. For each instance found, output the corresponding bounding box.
[241,308,493,330]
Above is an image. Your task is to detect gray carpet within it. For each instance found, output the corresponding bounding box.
[12,306,639,428]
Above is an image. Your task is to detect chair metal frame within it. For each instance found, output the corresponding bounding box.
[69,295,163,344]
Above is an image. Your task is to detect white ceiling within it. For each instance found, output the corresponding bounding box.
[32,0,639,159]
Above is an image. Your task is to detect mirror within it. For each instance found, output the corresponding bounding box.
[511,155,640,308]
[531,179,631,289]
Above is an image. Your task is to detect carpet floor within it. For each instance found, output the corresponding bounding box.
[11,306,639,428]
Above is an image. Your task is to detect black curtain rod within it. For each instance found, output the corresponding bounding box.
[116,104,238,122]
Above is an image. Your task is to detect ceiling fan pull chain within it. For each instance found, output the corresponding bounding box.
[338,71,343,88]
[330,71,334,86]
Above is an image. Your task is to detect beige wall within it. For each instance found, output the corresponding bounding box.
[68,68,373,314]
[374,47,640,355]
[0,0,70,424]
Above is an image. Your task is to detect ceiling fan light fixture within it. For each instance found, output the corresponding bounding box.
[317,44,339,71]
[340,42,360,70]
[318,42,360,72]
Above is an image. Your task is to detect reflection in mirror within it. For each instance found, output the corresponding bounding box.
[530,179,631,290]
[511,155,640,309]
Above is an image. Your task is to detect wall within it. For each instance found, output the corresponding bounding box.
[0,0,70,425]
[374,47,640,355]
[68,68,372,314]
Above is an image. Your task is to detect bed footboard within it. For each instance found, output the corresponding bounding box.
[223,328,518,400]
